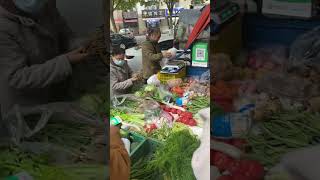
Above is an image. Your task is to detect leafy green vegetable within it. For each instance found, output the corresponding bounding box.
[130,156,162,180]
[246,110,320,168]
[149,130,200,180]
[0,148,107,180]
[144,85,156,92]
[187,96,210,114]
[148,123,191,142]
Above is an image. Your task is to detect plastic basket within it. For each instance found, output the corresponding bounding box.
[186,66,209,77]
[157,67,186,83]
[128,132,146,161]
[130,138,162,164]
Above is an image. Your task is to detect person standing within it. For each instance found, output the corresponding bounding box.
[141,27,172,82]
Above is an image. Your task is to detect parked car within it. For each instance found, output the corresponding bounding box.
[119,28,134,38]
[111,33,137,49]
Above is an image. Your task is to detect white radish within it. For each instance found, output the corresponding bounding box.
[211,139,243,159]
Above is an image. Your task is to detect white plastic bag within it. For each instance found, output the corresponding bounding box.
[147,74,161,86]
[191,108,210,180]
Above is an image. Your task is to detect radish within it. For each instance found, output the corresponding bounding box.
[211,139,243,159]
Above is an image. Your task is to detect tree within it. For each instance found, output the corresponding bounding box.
[111,0,141,33]
[163,0,178,31]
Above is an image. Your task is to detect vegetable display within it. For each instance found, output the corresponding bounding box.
[0,149,106,180]
[149,130,200,180]
[246,110,320,168]
[161,105,197,126]
[187,96,210,114]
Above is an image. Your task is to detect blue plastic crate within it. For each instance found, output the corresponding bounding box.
[244,14,320,50]
[186,66,209,77]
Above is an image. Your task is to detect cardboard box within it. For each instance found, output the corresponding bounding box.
[262,0,313,18]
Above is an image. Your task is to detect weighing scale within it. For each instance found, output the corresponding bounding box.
[160,60,186,74]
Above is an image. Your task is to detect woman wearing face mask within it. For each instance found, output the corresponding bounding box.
[142,27,172,82]
[0,0,101,117]
[110,46,139,97]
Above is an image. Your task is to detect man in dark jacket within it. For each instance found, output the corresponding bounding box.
[141,27,172,81]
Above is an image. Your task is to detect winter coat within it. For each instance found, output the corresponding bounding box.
[141,39,163,79]
[0,2,75,115]
[110,126,130,180]
[110,60,133,97]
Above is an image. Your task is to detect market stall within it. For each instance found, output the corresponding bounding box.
[109,5,211,180]
[212,1,320,180]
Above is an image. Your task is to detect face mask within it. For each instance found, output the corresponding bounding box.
[113,59,125,66]
[13,0,48,14]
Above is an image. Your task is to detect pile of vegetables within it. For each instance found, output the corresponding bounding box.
[187,96,210,114]
[161,105,197,126]
[148,122,190,142]
[149,130,200,180]
[246,110,320,168]
[0,148,106,180]
[111,109,145,132]
[211,139,265,180]
[130,156,160,180]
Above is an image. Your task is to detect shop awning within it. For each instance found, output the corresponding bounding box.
[185,5,210,49]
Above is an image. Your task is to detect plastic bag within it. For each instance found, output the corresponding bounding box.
[200,70,210,83]
[257,72,320,101]
[147,74,161,86]
[1,102,105,164]
[142,99,161,124]
[289,26,320,74]
[248,45,288,71]
[191,108,210,180]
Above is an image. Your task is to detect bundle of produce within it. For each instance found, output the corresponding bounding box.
[148,122,191,142]
[187,96,210,114]
[246,111,320,168]
[211,140,265,180]
[110,109,145,132]
[130,156,161,180]
[149,130,200,180]
[78,84,109,116]
[0,148,106,180]
[161,105,197,126]
[27,120,98,157]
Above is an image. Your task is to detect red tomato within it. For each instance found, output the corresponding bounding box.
[217,175,233,180]
[176,110,182,114]
[226,160,240,174]
[188,119,197,126]
[235,160,264,179]
[213,151,234,171]
[171,108,177,114]
[163,107,170,112]
[184,112,193,118]
[181,117,188,124]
